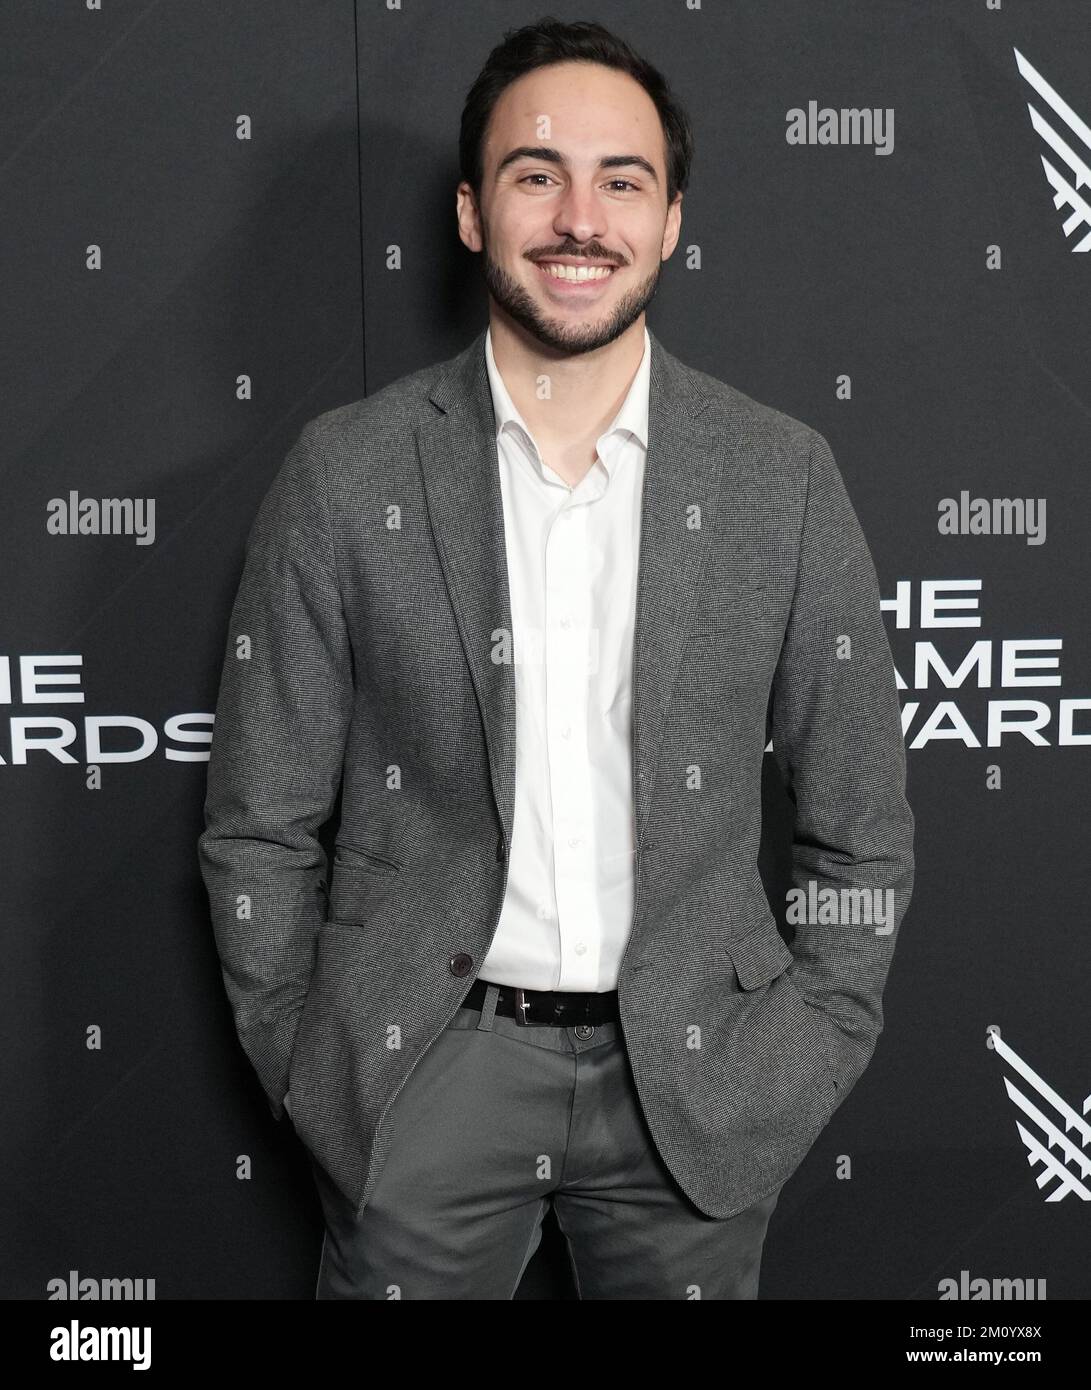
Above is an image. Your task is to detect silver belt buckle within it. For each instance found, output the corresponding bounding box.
[513,987,532,1025]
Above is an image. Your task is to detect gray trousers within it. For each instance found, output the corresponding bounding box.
[309,982,783,1300]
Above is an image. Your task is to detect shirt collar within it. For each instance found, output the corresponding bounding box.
[484,325,651,476]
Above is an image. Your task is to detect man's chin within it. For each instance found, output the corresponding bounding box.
[524,316,626,356]
[497,294,647,356]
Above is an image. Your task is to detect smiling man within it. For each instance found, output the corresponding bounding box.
[199,18,914,1300]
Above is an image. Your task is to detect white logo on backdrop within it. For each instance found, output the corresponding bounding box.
[988,1026,1091,1201]
[1014,47,1091,252]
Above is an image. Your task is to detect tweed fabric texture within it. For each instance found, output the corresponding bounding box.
[198,327,914,1220]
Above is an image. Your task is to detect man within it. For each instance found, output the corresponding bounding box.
[199,18,914,1300]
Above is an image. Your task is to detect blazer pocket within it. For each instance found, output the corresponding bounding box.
[726,925,794,991]
[333,841,403,876]
[328,843,402,926]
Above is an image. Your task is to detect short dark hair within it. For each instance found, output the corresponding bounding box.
[459,16,695,207]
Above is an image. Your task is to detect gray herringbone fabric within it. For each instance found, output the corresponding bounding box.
[198,326,915,1221]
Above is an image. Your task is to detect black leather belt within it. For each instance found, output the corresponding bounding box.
[461,977,620,1026]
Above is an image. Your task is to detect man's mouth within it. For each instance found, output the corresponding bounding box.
[533,257,619,284]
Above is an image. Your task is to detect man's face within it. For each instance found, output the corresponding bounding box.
[457,61,682,355]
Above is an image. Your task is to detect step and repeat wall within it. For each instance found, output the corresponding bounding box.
[3,0,1088,1300]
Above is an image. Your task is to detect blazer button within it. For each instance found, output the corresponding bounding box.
[448,953,473,977]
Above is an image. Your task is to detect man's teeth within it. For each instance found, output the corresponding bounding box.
[540,263,614,281]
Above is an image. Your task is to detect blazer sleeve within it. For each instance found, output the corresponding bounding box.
[768,428,915,1095]
[197,419,353,1121]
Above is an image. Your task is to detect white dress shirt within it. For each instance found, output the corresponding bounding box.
[479,325,651,993]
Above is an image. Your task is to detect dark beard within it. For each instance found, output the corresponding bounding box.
[481,240,663,356]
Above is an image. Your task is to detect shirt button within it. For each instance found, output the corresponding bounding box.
[560,617,572,629]
[575,942,587,956]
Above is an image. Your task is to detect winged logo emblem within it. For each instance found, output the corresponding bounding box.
[1014,47,1091,251]
[989,1026,1091,1201]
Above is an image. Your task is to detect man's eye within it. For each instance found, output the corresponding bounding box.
[517,174,638,192]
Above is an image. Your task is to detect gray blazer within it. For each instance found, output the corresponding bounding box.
[198,327,914,1221]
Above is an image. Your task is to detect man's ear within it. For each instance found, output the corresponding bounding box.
[662,192,683,261]
[457,182,484,254]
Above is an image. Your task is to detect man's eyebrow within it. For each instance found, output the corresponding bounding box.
[495,146,659,186]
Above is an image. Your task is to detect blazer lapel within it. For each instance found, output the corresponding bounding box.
[632,333,725,841]
[415,332,518,841]
[415,326,728,849]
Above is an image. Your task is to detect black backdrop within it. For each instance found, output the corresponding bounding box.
[3,0,1089,1301]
